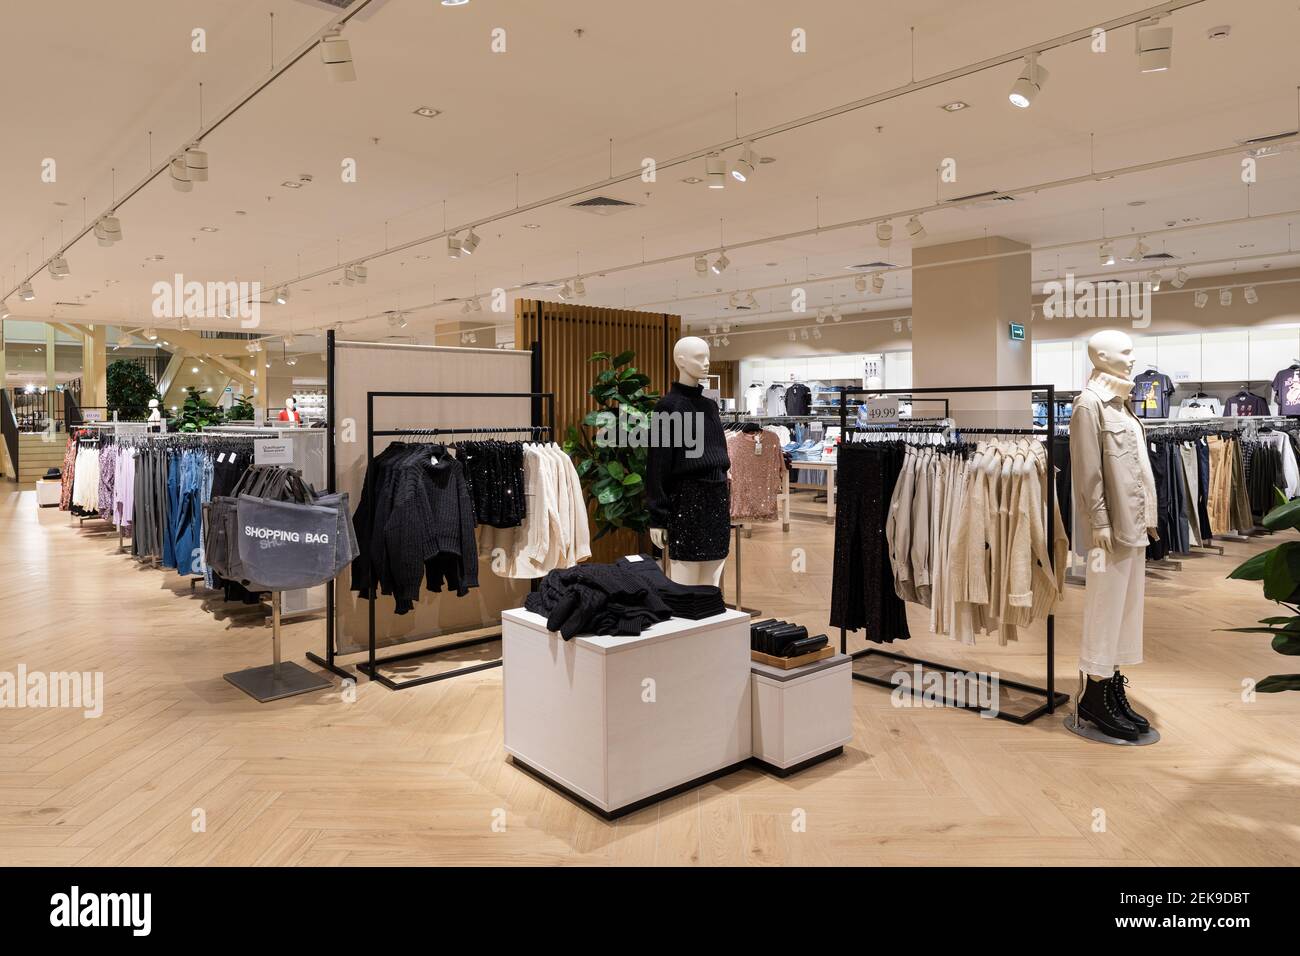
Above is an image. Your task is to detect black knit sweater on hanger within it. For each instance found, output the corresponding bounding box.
[645,381,731,528]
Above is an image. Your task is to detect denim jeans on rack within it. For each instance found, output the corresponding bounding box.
[162,453,180,569]
[171,450,205,577]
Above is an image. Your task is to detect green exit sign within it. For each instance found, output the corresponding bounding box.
[1009,322,1026,341]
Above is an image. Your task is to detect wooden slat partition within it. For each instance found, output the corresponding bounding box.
[515,300,680,562]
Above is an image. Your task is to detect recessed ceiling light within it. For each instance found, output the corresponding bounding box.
[199,226,219,233]
[145,254,165,262]
[442,0,470,5]
[681,176,704,185]
[940,101,970,112]
[415,254,431,260]
[1127,200,1146,207]
[521,223,542,229]
[281,180,304,189]
[234,210,247,216]
[52,200,69,207]
[413,106,442,118]
[758,156,777,165]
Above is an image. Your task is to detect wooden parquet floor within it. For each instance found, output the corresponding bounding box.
[1,487,1297,866]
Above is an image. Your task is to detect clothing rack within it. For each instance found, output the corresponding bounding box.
[334,386,556,692]
[836,383,1069,725]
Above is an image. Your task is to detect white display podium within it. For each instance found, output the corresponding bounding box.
[750,654,852,774]
[35,479,62,507]
[502,607,752,819]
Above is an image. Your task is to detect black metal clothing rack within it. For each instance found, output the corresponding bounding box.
[836,383,1069,725]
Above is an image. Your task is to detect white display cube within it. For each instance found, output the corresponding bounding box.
[35,479,61,507]
[750,654,852,774]
[502,607,752,818]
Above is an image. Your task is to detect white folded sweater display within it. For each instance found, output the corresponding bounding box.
[480,443,591,578]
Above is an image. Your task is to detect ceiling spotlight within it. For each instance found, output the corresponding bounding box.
[876,221,893,247]
[412,106,442,118]
[1,301,11,319]
[787,330,796,342]
[694,255,708,276]
[470,297,484,312]
[460,301,472,314]
[461,229,481,256]
[1193,290,1208,309]
[812,328,822,340]
[855,274,867,293]
[94,215,123,246]
[872,273,885,293]
[1170,268,1189,289]
[1100,242,1115,266]
[285,355,298,367]
[831,305,842,322]
[17,281,35,301]
[558,282,574,300]
[731,142,759,182]
[709,323,718,334]
[1008,53,1048,109]
[396,313,408,329]
[441,0,470,6]
[705,153,728,189]
[721,335,730,347]
[572,276,587,297]
[1219,288,1232,307]
[179,316,190,331]
[710,251,730,274]
[185,146,209,182]
[1244,285,1258,305]
[1149,271,1162,292]
[447,235,463,258]
[169,155,192,192]
[144,327,158,341]
[815,309,826,324]
[48,256,70,279]
[800,328,809,340]
[320,29,356,82]
[274,287,289,306]
[906,216,926,240]
[893,319,903,333]
[344,262,368,285]
[1124,239,1149,262]
[941,101,970,112]
[116,333,131,348]
[1136,18,1173,73]
[190,366,199,374]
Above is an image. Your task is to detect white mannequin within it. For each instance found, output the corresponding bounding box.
[147,398,162,431]
[1085,329,1134,554]
[650,336,727,587]
[278,397,301,424]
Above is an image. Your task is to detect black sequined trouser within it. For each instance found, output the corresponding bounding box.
[667,477,731,562]
[830,442,910,642]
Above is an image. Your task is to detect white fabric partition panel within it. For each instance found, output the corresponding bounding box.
[331,340,535,656]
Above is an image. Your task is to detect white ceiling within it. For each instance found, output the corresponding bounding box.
[3,0,1299,345]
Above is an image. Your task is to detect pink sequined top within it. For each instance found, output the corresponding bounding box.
[727,429,785,520]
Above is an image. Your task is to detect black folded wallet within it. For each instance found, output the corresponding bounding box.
[783,634,829,657]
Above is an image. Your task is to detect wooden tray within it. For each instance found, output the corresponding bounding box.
[750,644,835,670]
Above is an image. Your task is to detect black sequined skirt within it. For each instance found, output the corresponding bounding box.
[668,478,731,562]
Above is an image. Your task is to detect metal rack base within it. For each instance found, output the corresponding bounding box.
[354,633,503,690]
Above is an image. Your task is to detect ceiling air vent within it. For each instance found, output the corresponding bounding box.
[1142,252,1177,261]
[569,196,641,216]
[846,261,896,271]
[53,301,85,308]
[942,190,1016,208]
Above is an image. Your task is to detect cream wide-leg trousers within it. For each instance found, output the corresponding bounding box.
[1079,545,1145,677]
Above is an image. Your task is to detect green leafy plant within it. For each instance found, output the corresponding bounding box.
[1223,490,1300,693]
[563,349,659,540]
[226,394,256,421]
[105,360,161,420]
[171,386,226,433]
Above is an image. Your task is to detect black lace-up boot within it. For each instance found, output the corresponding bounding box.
[1077,675,1140,741]
[1109,670,1150,734]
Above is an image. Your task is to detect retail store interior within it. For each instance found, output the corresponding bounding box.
[1,0,1299,868]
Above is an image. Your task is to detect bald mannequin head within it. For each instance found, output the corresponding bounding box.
[1087,329,1137,379]
[673,336,711,385]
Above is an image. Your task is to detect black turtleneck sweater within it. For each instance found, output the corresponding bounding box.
[646,381,731,528]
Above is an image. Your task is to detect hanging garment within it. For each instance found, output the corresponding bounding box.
[727,428,785,521]
[1079,545,1146,677]
[1178,443,1201,548]
[1271,365,1300,416]
[1225,391,1269,416]
[745,383,765,416]
[59,436,78,511]
[458,439,526,529]
[783,382,812,416]
[764,383,787,416]
[1131,369,1175,419]
[646,382,731,559]
[1178,396,1223,419]
[480,442,591,578]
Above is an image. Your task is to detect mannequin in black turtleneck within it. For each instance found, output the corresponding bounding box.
[646,336,731,586]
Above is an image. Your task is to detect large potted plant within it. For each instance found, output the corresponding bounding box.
[226,393,256,421]
[106,360,161,420]
[172,386,226,432]
[563,350,659,544]
[1223,492,1300,693]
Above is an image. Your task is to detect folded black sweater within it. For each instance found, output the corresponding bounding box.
[524,563,672,640]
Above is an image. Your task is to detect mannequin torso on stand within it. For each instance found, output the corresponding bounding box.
[278,398,301,424]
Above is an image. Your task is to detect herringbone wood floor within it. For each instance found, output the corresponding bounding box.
[1,487,1297,866]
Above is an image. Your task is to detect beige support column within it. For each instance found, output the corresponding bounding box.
[910,237,1032,426]
[0,321,10,479]
[45,325,56,392]
[81,325,107,410]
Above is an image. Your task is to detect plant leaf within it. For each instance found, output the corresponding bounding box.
[605,461,625,480]
[622,472,643,486]
[1256,674,1300,693]
[588,351,610,363]
[596,485,624,505]
[1218,627,1291,635]
[1271,633,1300,656]
[611,349,635,367]
[1228,552,1268,581]
[1263,542,1300,602]
[1262,498,1300,532]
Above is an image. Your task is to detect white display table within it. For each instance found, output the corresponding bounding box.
[751,653,852,774]
[35,479,61,507]
[502,607,752,819]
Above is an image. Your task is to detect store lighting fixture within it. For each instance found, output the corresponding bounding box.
[907,318,912,331]
[893,319,903,333]
[94,215,123,246]
[320,29,356,82]
[694,255,708,276]
[854,274,867,293]
[1136,18,1173,73]
[906,216,926,240]
[115,333,131,348]
[48,256,69,279]
[872,273,885,293]
[0,301,9,320]
[1124,239,1149,262]
[179,316,190,331]
[448,235,463,258]
[274,287,289,305]
[787,330,797,341]
[721,335,730,347]
[18,281,35,301]
[705,153,728,189]
[185,145,209,182]
[169,155,192,192]
[876,222,893,247]
[461,229,481,256]
[1149,271,1162,292]
[731,143,759,182]
[1170,268,1189,289]
[191,366,199,374]
[144,327,157,341]
[1008,53,1048,109]
[283,332,295,346]
[1219,288,1232,306]
[831,305,842,322]
[1099,242,1115,266]
[1244,285,1258,305]
[815,309,826,324]
[800,328,809,340]
[572,276,587,297]
[442,0,470,6]
[1193,290,1208,308]
[710,251,730,274]
[344,262,368,285]
[460,301,472,315]
[812,328,822,340]
[470,297,484,312]
[286,355,297,367]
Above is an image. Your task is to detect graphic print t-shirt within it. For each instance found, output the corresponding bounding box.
[1271,366,1300,416]
[1225,392,1269,417]
[1131,371,1175,418]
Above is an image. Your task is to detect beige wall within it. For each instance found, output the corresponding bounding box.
[705,308,913,361]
